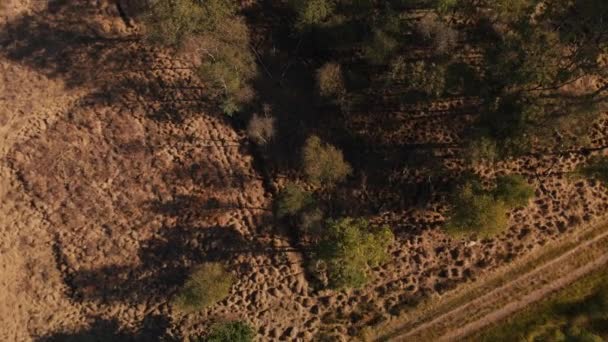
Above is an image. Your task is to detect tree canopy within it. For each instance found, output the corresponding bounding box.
[315,218,394,289]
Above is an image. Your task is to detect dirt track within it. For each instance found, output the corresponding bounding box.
[385,223,608,341]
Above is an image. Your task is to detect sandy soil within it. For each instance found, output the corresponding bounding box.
[1,1,608,341]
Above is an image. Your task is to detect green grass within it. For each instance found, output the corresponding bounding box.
[372,220,608,341]
[469,263,608,341]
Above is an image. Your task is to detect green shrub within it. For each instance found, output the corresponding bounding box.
[493,175,534,207]
[302,135,352,186]
[141,0,206,48]
[446,175,534,238]
[362,29,398,65]
[173,263,234,312]
[195,17,257,108]
[141,0,256,112]
[204,321,254,342]
[445,180,508,238]
[290,0,334,29]
[576,156,608,185]
[315,218,393,289]
[275,183,314,219]
[141,0,236,48]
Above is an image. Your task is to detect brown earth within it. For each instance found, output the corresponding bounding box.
[1,1,608,341]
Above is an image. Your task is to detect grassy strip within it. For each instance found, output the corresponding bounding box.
[468,262,608,341]
[373,219,608,341]
[405,234,608,341]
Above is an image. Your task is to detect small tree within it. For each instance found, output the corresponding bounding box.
[316,62,346,98]
[204,321,255,342]
[290,0,334,29]
[274,183,314,219]
[302,135,352,186]
[363,29,398,65]
[445,181,509,238]
[173,263,234,312]
[315,218,393,289]
[247,114,275,145]
[493,174,534,207]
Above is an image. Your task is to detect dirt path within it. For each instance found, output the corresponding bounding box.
[386,224,608,341]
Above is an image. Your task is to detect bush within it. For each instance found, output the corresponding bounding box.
[316,62,346,98]
[204,321,254,342]
[315,218,394,289]
[141,0,256,112]
[141,0,236,48]
[576,156,608,185]
[173,263,234,312]
[141,0,206,48]
[290,0,334,29]
[302,135,352,186]
[446,175,534,238]
[445,180,508,238]
[363,29,398,65]
[493,175,534,207]
[247,114,275,145]
[275,183,314,219]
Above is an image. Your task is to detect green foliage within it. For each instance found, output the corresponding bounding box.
[196,17,257,108]
[493,175,534,207]
[275,183,315,219]
[173,263,234,312]
[576,156,608,185]
[291,0,334,29]
[446,175,534,237]
[204,321,254,342]
[302,135,352,186]
[141,0,236,48]
[362,29,398,65]
[445,180,509,238]
[141,0,206,48]
[141,0,256,113]
[315,218,394,289]
[316,62,346,98]
[477,274,608,342]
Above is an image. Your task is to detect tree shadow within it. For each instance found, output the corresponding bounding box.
[0,0,222,124]
[37,315,173,342]
[66,224,247,304]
